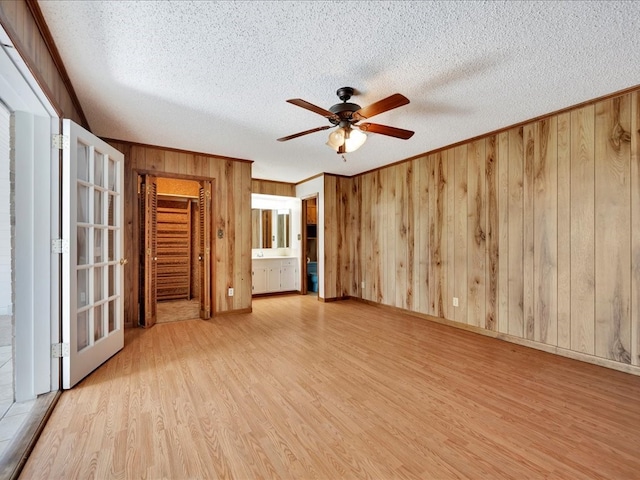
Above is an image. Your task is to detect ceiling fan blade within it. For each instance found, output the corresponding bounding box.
[277,125,331,142]
[287,99,339,121]
[353,93,410,120]
[358,123,415,140]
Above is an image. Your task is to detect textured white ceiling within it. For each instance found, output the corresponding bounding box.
[38,1,640,183]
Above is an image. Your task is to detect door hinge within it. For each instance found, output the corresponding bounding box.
[52,134,70,150]
[51,238,69,254]
[51,343,70,358]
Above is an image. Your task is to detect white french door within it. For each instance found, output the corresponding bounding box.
[62,119,124,388]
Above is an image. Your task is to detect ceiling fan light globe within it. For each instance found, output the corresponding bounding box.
[344,129,367,153]
[327,128,345,149]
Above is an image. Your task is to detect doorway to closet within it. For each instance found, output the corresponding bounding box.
[138,175,212,326]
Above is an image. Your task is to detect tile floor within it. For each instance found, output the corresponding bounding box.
[0,314,34,459]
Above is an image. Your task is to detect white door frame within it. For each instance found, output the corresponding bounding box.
[1,26,60,399]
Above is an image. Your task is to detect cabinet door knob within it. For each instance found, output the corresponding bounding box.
[119,258,128,265]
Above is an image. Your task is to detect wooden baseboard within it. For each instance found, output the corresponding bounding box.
[320,296,350,303]
[351,297,640,377]
[252,291,300,298]
[215,307,252,316]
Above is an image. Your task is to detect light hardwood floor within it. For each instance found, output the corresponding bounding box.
[20,296,640,479]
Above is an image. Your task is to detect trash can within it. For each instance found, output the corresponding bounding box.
[307,262,318,293]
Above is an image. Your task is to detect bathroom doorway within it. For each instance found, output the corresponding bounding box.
[302,196,318,296]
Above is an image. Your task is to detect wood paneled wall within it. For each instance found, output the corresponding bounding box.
[252,178,296,197]
[0,0,87,126]
[106,140,252,327]
[330,90,640,371]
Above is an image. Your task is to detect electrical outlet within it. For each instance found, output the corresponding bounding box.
[453,297,459,307]
[228,287,234,297]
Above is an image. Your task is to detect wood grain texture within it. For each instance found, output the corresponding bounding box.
[412,158,423,314]
[485,135,498,331]
[467,140,486,327]
[384,167,396,307]
[417,156,430,315]
[396,162,409,310]
[533,117,558,346]
[594,97,631,363]
[251,178,296,197]
[508,127,524,337]
[21,296,640,479]
[453,145,468,324]
[445,150,455,322]
[570,105,595,354]
[523,124,536,340]
[632,92,640,366]
[557,112,571,349]
[497,132,510,334]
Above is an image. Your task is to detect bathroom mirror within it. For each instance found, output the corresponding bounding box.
[252,209,290,249]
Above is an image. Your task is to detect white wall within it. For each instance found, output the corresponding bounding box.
[295,176,324,299]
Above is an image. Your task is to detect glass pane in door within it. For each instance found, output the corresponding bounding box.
[77,310,89,351]
[93,305,103,341]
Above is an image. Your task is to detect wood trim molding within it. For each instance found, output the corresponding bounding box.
[295,172,324,185]
[352,297,640,377]
[102,137,254,164]
[24,0,89,127]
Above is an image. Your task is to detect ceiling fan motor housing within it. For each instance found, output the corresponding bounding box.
[329,102,361,125]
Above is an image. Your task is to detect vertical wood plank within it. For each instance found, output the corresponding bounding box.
[352,177,362,296]
[453,145,467,324]
[335,176,344,297]
[508,127,524,337]
[467,140,486,327]
[229,162,240,308]
[164,152,181,174]
[437,152,447,318]
[570,105,595,354]
[429,153,445,317]
[485,135,498,331]
[523,123,536,340]
[385,168,396,306]
[442,150,452,320]
[145,148,165,172]
[361,174,371,300]
[418,156,430,315]
[497,132,510,334]
[632,92,640,366]
[533,117,558,346]
[412,159,423,314]
[406,162,415,310]
[323,175,338,299]
[395,162,408,309]
[594,96,631,363]
[374,170,384,304]
[239,162,252,308]
[557,112,572,349]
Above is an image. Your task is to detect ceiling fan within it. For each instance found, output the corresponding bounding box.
[277,87,414,154]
